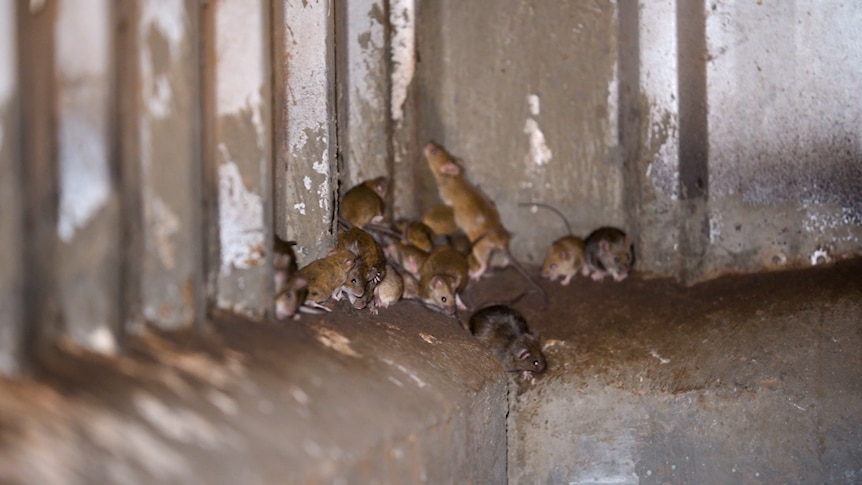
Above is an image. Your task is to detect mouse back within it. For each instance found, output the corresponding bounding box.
[469,305,547,375]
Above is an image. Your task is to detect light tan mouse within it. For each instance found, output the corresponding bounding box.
[385,242,429,279]
[394,219,435,253]
[519,202,586,286]
[418,246,469,316]
[372,263,404,313]
[424,141,546,304]
[340,176,388,228]
[297,248,356,311]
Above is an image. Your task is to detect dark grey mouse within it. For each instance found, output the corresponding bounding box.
[468,305,547,378]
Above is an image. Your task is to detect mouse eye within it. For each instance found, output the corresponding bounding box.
[550,263,556,270]
[431,147,438,155]
[440,296,447,303]
[533,360,540,368]
[351,278,357,284]
[613,257,620,264]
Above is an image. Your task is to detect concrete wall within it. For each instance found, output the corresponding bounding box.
[412,0,862,280]
[414,0,623,265]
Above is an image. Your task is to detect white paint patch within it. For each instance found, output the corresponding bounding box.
[146,190,180,270]
[606,56,619,147]
[419,333,439,345]
[382,358,427,388]
[709,211,723,243]
[810,248,831,266]
[527,94,541,116]
[217,153,265,273]
[139,0,186,122]
[313,326,361,358]
[294,202,307,215]
[56,0,112,243]
[524,118,553,166]
[88,326,117,354]
[206,389,238,416]
[303,175,313,190]
[134,392,230,449]
[649,350,670,365]
[390,0,415,122]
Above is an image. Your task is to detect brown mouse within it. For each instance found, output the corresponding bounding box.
[519,202,586,286]
[337,226,386,284]
[468,304,547,379]
[422,204,460,236]
[340,176,388,228]
[418,246,469,315]
[385,242,429,279]
[297,248,356,311]
[424,142,546,304]
[582,226,634,282]
[394,219,436,253]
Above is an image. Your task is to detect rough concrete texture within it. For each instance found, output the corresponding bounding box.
[414,0,623,265]
[0,301,506,484]
[486,260,862,484]
[273,0,339,266]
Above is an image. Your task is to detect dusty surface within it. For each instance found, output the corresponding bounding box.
[472,259,862,484]
[0,259,860,484]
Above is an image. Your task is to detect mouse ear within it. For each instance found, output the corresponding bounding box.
[517,348,532,361]
[372,177,389,197]
[430,275,446,290]
[599,239,611,253]
[559,248,570,259]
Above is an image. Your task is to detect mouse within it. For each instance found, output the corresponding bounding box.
[582,226,634,282]
[418,246,469,316]
[468,304,547,379]
[394,219,436,253]
[519,202,586,286]
[340,176,388,228]
[424,141,546,305]
[385,242,429,279]
[337,226,386,285]
[272,236,308,319]
[372,263,404,313]
[297,248,356,311]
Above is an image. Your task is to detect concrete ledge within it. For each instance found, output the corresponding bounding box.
[0,300,507,484]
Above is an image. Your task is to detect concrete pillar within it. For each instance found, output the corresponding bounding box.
[53,0,121,353]
[273,0,338,266]
[337,0,391,193]
[389,0,419,219]
[208,0,272,318]
[0,0,24,375]
[135,0,203,329]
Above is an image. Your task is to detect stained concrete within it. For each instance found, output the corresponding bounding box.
[1,260,859,483]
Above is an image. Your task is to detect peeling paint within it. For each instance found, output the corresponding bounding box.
[810,248,831,266]
[294,202,307,215]
[303,176,312,190]
[527,94,540,116]
[390,0,415,123]
[217,154,265,273]
[215,0,264,117]
[139,0,186,120]
[56,0,112,243]
[524,118,552,167]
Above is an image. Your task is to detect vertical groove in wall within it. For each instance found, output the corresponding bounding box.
[0,0,24,375]
[116,0,144,334]
[676,0,710,282]
[199,0,218,322]
[390,0,418,219]
[676,0,709,200]
[618,0,642,246]
[17,2,61,358]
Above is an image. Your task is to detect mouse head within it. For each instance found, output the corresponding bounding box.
[422,274,457,315]
[342,258,368,298]
[511,333,547,375]
[424,141,464,177]
[274,276,307,319]
[599,235,634,279]
[365,176,389,198]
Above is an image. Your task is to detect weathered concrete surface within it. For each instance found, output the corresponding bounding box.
[273,0,339,266]
[414,0,622,265]
[54,0,121,354]
[210,0,272,319]
[490,259,862,484]
[0,301,506,484]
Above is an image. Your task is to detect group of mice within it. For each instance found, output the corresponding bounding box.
[272,141,635,379]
